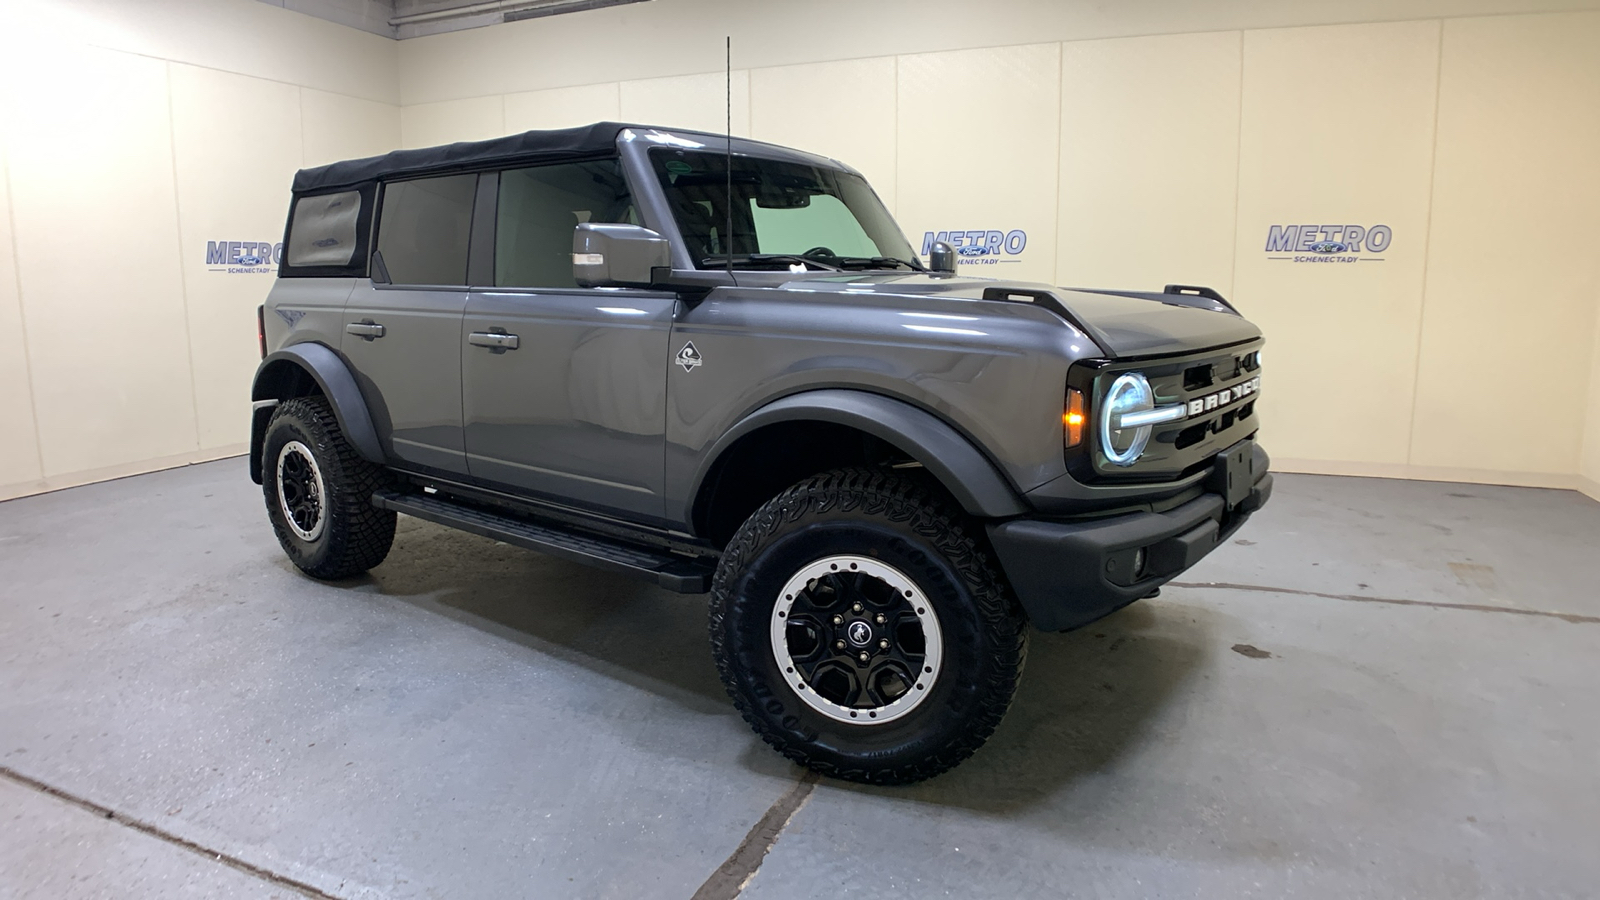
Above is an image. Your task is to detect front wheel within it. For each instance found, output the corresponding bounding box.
[709,468,1027,784]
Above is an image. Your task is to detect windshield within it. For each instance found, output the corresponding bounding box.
[649,148,920,271]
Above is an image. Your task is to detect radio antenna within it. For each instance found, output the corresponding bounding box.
[724,35,733,281]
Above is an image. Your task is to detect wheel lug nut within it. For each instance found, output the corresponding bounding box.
[852,602,863,613]
[875,614,886,624]
[858,652,869,663]
[879,639,889,649]
[832,615,843,625]
[835,640,846,650]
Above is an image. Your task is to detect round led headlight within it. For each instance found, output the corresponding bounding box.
[1101,373,1155,467]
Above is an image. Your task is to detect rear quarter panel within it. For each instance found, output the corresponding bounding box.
[261,277,357,355]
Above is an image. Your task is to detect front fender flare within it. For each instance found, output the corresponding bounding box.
[691,389,1028,520]
[248,343,383,483]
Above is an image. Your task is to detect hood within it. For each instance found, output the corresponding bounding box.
[769,273,1261,358]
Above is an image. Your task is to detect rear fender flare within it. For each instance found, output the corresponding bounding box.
[689,389,1027,523]
[249,343,383,483]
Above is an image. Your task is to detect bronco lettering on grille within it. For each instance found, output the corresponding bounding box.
[1185,376,1261,418]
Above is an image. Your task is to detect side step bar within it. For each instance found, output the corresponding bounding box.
[372,489,716,593]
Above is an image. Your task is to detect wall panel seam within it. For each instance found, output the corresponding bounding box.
[1051,42,1064,286]
[296,87,309,166]
[162,62,204,454]
[891,55,900,219]
[1226,30,1245,298]
[1405,18,1448,466]
[2,147,47,477]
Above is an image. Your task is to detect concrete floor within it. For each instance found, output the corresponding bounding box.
[1,459,1597,899]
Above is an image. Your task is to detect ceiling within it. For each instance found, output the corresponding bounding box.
[255,0,650,39]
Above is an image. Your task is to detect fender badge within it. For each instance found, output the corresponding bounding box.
[676,341,703,372]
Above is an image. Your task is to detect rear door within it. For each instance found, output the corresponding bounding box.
[462,158,676,521]
[341,173,477,475]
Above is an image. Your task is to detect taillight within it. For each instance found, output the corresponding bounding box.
[1064,387,1085,449]
[257,305,267,358]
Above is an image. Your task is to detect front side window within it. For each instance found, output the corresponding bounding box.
[495,159,636,289]
[376,174,476,286]
[649,149,918,271]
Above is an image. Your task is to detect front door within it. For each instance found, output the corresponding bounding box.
[461,158,675,520]
[341,173,477,475]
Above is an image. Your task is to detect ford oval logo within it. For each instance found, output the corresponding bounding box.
[1309,240,1348,254]
[956,245,989,257]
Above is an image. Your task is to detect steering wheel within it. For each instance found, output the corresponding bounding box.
[802,246,839,261]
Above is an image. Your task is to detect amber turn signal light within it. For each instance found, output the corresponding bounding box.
[1064,388,1085,448]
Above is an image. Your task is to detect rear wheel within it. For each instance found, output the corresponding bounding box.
[262,396,395,579]
[710,468,1027,784]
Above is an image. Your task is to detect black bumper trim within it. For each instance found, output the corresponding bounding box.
[988,472,1273,632]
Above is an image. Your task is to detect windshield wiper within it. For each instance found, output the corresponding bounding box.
[700,254,842,271]
[832,256,925,271]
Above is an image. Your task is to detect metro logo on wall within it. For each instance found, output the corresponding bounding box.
[920,229,1028,266]
[1264,224,1392,264]
[206,239,283,274]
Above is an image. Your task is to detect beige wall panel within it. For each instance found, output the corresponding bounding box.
[17,0,399,104]
[1231,21,1441,466]
[1409,12,1600,475]
[400,96,506,149]
[505,83,621,132]
[1057,31,1241,293]
[301,88,400,168]
[0,146,45,491]
[169,64,302,452]
[896,44,1061,282]
[619,71,750,137]
[397,0,1600,106]
[4,47,198,477]
[750,58,899,213]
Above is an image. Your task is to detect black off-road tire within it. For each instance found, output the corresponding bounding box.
[262,396,396,579]
[709,468,1028,785]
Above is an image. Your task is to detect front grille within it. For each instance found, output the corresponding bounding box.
[1074,340,1263,482]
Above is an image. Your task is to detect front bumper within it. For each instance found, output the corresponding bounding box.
[986,447,1272,632]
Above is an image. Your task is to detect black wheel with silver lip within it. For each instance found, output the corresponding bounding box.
[275,440,327,543]
[261,396,396,580]
[772,554,943,725]
[710,468,1028,785]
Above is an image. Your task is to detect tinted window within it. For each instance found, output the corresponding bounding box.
[496,159,635,288]
[376,174,476,286]
[649,149,915,270]
[286,190,361,267]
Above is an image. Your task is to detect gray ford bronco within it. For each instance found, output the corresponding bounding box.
[252,122,1271,784]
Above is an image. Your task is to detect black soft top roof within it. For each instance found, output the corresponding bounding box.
[293,121,662,194]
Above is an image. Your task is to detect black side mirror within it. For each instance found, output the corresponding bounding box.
[928,241,957,275]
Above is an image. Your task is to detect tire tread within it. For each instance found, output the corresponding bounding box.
[264,396,395,579]
[709,467,1027,785]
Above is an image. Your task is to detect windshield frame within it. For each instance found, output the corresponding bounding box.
[645,146,920,272]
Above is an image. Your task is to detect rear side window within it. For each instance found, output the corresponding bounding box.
[376,174,477,286]
[280,186,374,277]
[287,191,361,267]
[495,159,635,289]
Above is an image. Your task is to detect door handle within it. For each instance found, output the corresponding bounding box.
[346,321,385,340]
[468,331,519,351]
